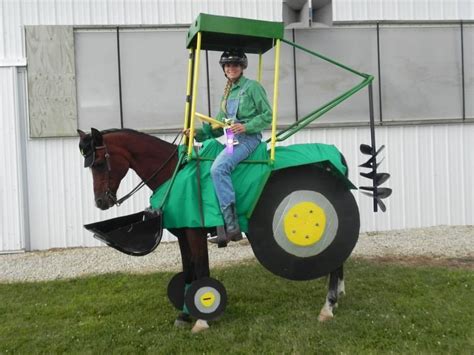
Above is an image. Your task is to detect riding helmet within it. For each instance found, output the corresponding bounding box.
[219,49,248,70]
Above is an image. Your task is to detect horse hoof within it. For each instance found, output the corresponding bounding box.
[318,310,334,322]
[191,319,210,334]
[318,313,334,323]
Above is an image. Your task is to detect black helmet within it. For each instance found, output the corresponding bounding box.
[219,49,248,70]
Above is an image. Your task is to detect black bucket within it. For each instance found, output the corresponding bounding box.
[84,210,163,256]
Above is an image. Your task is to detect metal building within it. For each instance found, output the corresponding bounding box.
[0,0,473,252]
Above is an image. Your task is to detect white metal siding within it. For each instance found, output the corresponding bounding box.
[268,123,474,232]
[21,123,474,250]
[1,1,474,251]
[333,0,474,22]
[0,0,282,251]
[27,136,161,250]
[0,67,24,251]
[0,0,282,64]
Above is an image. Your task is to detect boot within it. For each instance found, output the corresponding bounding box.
[215,203,242,245]
[223,203,243,241]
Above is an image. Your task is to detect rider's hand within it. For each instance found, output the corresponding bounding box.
[230,123,246,134]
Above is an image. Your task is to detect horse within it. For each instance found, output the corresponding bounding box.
[78,128,346,333]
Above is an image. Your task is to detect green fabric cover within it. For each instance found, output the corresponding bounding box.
[150,140,270,232]
[149,139,350,231]
[272,143,347,175]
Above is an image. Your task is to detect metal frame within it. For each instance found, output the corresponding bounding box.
[271,38,374,143]
[187,32,202,156]
[269,39,281,161]
[183,25,375,163]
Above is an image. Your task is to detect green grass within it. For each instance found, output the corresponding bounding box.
[0,259,472,354]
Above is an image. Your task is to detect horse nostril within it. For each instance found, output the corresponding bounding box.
[95,198,103,208]
[96,198,110,210]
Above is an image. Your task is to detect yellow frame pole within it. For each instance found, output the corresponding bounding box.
[183,48,194,144]
[257,53,263,82]
[187,32,202,157]
[270,39,281,161]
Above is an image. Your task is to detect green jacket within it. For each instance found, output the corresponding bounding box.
[195,76,272,142]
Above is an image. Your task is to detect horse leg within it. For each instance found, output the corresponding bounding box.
[318,265,344,322]
[184,228,212,334]
[337,264,345,296]
[173,229,194,327]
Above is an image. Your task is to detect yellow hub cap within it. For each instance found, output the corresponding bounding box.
[284,201,326,246]
[200,291,216,308]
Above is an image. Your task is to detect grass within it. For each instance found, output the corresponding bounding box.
[0,259,472,354]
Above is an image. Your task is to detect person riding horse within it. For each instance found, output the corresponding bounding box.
[187,49,272,244]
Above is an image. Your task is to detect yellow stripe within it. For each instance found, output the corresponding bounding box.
[270,39,281,162]
[187,32,202,157]
[257,53,263,83]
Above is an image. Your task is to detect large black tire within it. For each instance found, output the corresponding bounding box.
[248,165,359,281]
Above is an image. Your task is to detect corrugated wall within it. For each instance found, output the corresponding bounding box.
[0,67,24,252]
[0,0,282,64]
[269,123,474,232]
[0,0,282,251]
[24,123,474,250]
[333,0,474,22]
[1,0,474,251]
[26,133,179,250]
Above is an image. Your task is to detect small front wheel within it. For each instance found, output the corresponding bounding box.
[185,277,227,320]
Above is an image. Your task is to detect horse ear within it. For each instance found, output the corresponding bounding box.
[77,129,86,139]
[90,128,103,146]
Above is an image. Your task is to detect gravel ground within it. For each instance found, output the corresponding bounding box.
[0,225,472,283]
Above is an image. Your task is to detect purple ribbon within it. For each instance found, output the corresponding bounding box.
[225,128,234,154]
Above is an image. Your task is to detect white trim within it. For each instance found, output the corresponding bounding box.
[0,59,27,67]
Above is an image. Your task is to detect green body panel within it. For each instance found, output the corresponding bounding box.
[186,13,284,53]
[150,140,354,231]
[150,140,271,231]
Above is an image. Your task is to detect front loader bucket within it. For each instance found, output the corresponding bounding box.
[84,210,163,256]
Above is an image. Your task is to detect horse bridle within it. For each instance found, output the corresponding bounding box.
[90,132,183,207]
[92,143,117,204]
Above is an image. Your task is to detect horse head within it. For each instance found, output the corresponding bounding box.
[78,128,130,210]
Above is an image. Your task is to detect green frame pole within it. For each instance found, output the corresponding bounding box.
[268,38,374,143]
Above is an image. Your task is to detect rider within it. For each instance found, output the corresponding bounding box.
[191,49,272,243]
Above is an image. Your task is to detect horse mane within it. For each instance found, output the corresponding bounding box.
[100,128,176,147]
[101,128,154,139]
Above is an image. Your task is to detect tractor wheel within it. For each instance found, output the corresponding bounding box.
[248,165,359,281]
[184,277,227,320]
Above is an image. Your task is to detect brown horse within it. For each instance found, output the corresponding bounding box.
[78,128,345,332]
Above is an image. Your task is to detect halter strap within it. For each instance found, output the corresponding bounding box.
[94,145,111,171]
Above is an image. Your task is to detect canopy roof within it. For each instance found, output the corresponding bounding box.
[186,13,284,54]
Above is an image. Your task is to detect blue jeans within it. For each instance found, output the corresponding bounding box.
[211,133,262,210]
